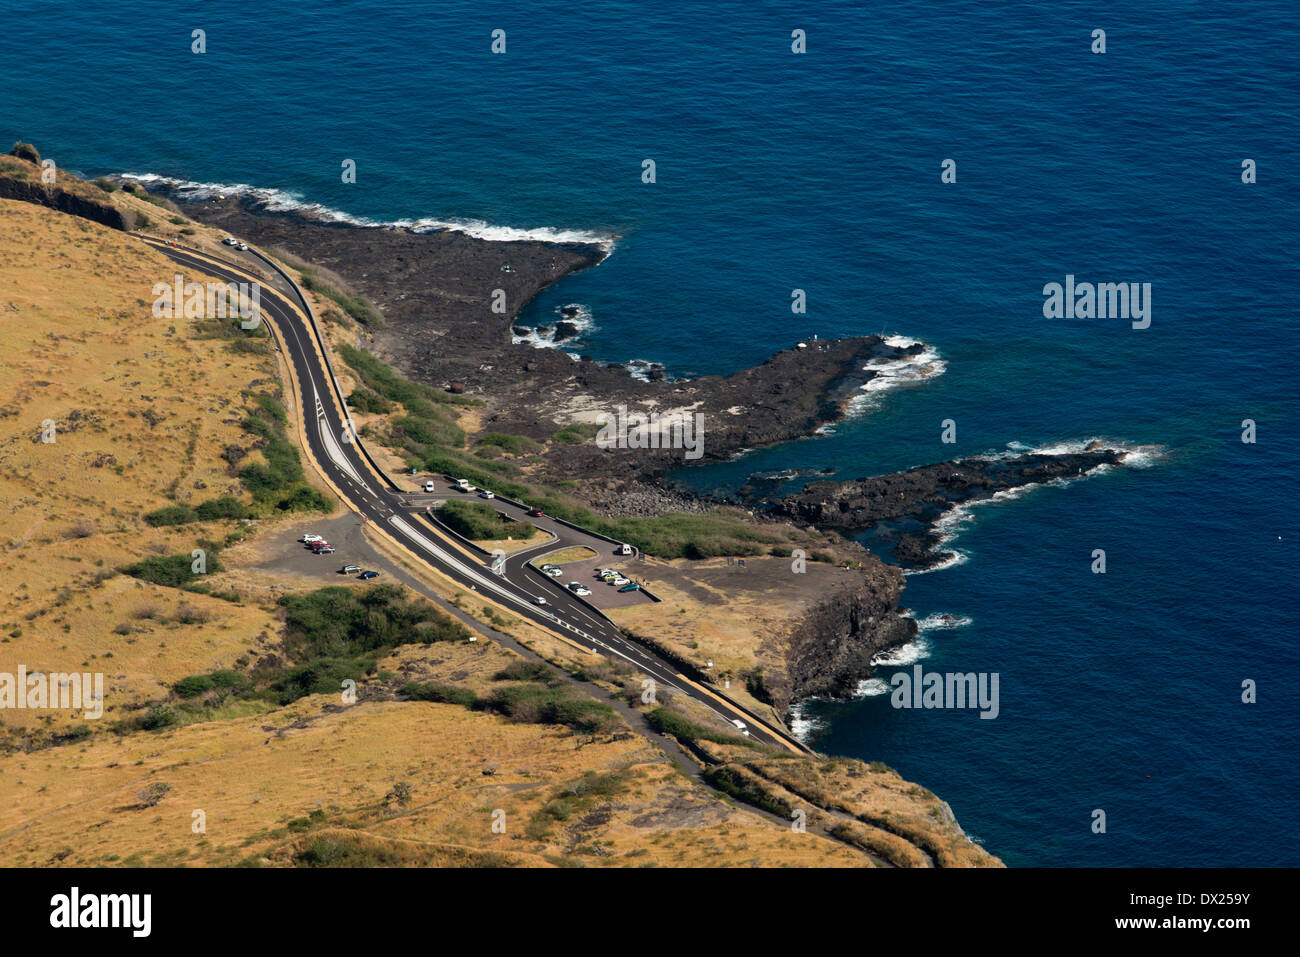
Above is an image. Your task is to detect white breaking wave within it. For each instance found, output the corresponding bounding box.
[845,335,947,416]
[871,635,933,667]
[626,359,672,382]
[788,702,827,741]
[905,438,1165,576]
[853,677,891,697]
[911,612,974,632]
[117,172,617,254]
[513,303,596,350]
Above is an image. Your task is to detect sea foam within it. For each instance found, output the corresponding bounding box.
[117,173,617,255]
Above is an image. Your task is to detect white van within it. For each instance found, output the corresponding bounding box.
[616,543,634,555]
[454,478,473,492]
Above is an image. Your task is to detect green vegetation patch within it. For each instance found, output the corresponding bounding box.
[439,500,536,541]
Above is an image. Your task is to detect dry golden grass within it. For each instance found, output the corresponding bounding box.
[696,741,1002,868]
[0,693,873,868]
[0,191,997,869]
[605,555,857,720]
[0,201,293,734]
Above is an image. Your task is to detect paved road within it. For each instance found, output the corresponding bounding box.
[404,488,654,611]
[141,238,810,755]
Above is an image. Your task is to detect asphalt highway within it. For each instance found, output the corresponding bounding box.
[142,238,810,754]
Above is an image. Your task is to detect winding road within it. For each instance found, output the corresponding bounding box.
[141,237,810,755]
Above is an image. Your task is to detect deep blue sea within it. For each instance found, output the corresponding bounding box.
[6,0,1296,866]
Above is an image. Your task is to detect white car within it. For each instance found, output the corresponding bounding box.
[423,480,435,492]
[574,586,591,597]
[237,242,249,251]
[612,577,630,587]
[731,719,748,735]
[544,567,563,578]
[478,489,495,499]
[302,534,323,543]
[533,596,547,605]
[222,237,238,246]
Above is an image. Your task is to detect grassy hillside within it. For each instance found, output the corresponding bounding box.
[0,168,999,869]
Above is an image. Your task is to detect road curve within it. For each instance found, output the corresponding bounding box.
[141,237,811,755]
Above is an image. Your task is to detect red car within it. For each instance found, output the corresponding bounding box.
[526,508,544,517]
[309,541,331,551]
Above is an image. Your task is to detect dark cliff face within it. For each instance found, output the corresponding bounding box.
[0,174,132,232]
[774,564,916,714]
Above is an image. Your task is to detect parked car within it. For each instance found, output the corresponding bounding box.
[316,546,335,554]
[618,583,641,593]
[478,489,495,499]
[454,478,473,492]
[612,577,630,587]
[358,570,380,580]
[341,564,362,574]
[302,534,323,543]
[526,508,544,517]
[574,586,591,597]
[423,480,436,492]
[310,543,331,552]
[616,543,634,555]
[236,242,249,251]
[222,237,238,246]
[544,567,563,578]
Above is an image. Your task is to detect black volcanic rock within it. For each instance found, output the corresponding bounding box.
[769,449,1126,567]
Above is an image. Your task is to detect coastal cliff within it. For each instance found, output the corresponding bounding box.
[0,149,133,232]
[778,563,916,713]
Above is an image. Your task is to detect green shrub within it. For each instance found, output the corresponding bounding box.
[348,388,392,414]
[9,141,40,164]
[174,675,215,698]
[439,499,535,541]
[403,681,479,707]
[122,550,221,588]
[492,660,553,683]
[703,765,790,817]
[482,683,620,734]
[644,707,754,748]
[552,423,600,445]
[297,268,385,327]
[194,496,248,521]
[140,705,178,731]
[478,433,541,455]
[143,505,198,527]
[210,669,252,691]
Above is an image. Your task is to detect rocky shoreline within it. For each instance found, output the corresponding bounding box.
[128,181,928,486]
[766,445,1129,569]
[132,180,1140,727]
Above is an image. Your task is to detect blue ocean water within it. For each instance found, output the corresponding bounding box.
[5,0,1296,865]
